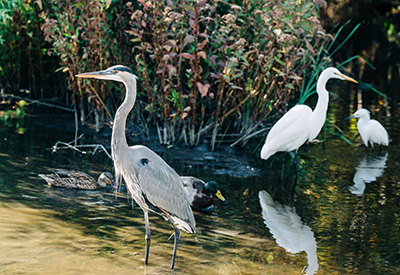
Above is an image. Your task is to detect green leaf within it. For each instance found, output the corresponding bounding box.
[274,56,285,66]
[286,83,295,89]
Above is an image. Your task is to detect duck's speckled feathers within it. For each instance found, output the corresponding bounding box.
[39,170,102,190]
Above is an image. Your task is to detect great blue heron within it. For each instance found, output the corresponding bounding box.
[76,65,195,269]
[260,67,357,186]
[181,176,226,209]
[345,108,389,153]
[39,170,114,189]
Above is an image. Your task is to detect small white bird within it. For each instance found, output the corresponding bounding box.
[345,108,389,153]
[261,67,358,160]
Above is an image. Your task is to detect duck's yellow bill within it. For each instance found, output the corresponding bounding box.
[215,190,226,201]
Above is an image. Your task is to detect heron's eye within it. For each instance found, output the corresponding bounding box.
[114,70,119,74]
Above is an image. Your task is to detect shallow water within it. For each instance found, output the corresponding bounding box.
[1,104,400,274]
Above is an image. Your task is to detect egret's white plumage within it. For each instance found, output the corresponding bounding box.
[346,108,389,148]
[76,65,195,269]
[261,67,358,160]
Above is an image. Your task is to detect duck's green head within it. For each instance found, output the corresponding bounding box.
[204,181,226,201]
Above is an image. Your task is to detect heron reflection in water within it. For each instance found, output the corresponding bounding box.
[259,190,318,275]
[350,152,388,196]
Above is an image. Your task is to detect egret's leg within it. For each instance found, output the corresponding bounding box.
[280,151,288,200]
[166,215,181,269]
[379,144,382,155]
[292,153,298,184]
[291,153,298,203]
[144,211,151,265]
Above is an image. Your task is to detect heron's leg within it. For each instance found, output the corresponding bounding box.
[144,211,151,265]
[166,215,181,269]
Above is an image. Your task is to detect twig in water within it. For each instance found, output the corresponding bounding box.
[51,134,112,159]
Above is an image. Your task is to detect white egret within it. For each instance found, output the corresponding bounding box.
[76,65,195,269]
[180,176,226,209]
[345,108,389,153]
[261,67,358,161]
[39,170,114,189]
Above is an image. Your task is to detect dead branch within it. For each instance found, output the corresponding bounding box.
[51,134,112,159]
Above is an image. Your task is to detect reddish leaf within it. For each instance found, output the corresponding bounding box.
[211,72,222,78]
[209,55,218,65]
[178,53,195,60]
[166,64,177,77]
[125,30,142,38]
[199,17,215,23]
[183,35,195,48]
[197,82,211,97]
[196,39,208,51]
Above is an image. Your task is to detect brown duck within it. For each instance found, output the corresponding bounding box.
[39,170,114,190]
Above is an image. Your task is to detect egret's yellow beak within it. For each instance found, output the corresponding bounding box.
[215,190,226,201]
[338,73,358,84]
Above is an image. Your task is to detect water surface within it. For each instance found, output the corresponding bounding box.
[1,105,399,274]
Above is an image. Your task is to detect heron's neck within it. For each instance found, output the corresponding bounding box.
[111,77,137,160]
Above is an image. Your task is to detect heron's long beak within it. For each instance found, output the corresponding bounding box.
[338,73,358,84]
[344,115,356,121]
[75,70,108,79]
[215,190,226,201]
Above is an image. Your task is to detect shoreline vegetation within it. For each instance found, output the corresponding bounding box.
[0,0,376,149]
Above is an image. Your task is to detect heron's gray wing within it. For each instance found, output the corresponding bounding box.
[129,146,196,233]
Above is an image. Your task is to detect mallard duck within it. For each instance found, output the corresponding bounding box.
[39,170,114,190]
[181,176,226,209]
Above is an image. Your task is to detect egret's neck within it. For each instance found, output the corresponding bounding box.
[307,73,330,140]
[111,77,137,160]
[313,75,330,118]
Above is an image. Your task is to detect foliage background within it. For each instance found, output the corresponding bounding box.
[1,0,399,148]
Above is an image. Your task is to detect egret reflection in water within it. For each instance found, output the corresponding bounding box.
[259,190,318,275]
[350,152,388,196]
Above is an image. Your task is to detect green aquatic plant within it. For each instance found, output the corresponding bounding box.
[0,99,28,133]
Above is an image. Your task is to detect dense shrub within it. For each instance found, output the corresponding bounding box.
[1,0,332,148]
[126,0,331,148]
